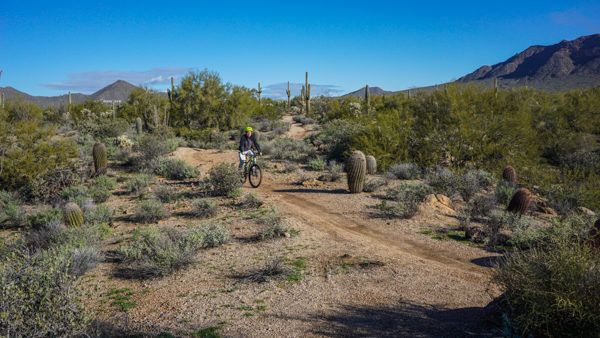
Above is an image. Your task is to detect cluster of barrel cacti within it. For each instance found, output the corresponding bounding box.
[93,142,108,175]
[346,150,366,193]
[63,202,84,227]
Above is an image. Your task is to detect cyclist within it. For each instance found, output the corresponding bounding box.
[238,126,262,170]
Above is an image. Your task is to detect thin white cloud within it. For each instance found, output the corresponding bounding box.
[43,67,192,93]
[263,82,344,100]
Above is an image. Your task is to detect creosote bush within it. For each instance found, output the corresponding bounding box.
[238,193,264,209]
[155,157,199,180]
[125,174,151,196]
[386,163,421,180]
[425,167,457,196]
[378,183,433,219]
[153,184,178,203]
[191,198,218,218]
[135,199,168,223]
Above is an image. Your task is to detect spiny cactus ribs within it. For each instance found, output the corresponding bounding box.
[366,155,377,175]
[347,150,366,193]
[136,117,143,134]
[507,188,532,215]
[63,202,84,227]
[93,142,108,175]
[502,165,517,184]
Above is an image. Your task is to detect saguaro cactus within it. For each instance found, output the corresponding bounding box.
[93,142,108,175]
[136,117,143,134]
[507,188,532,215]
[364,85,371,114]
[502,165,517,184]
[347,150,367,193]
[286,81,291,111]
[63,202,84,227]
[366,155,377,175]
[303,72,311,115]
[257,82,262,105]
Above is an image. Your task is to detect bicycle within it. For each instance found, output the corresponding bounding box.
[240,152,262,188]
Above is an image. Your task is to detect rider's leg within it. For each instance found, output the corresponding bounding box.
[238,152,246,170]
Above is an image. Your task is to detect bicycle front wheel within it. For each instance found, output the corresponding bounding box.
[248,164,262,188]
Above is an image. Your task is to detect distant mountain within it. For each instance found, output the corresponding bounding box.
[342,86,395,98]
[458,34,600,91]
[0,80,138,107]
[90,80,137,102]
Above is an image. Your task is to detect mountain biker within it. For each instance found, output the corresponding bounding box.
[239,126,262,170]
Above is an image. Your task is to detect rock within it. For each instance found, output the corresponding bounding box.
[421,194,456,215]
[317,174,333,182]
[577,207,596,217]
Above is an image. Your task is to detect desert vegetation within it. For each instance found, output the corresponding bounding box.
[1,70,599,336]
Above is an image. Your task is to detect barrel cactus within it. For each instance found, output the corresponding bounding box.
[507,188,532,215]
[93,142,108,175]
[136,117,143,134]
[346,150,366,193]
[63,202,84,227]
[502,165,517,184]
[366,155,377,175]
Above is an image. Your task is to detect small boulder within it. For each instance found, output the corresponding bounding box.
[577,207,596,217]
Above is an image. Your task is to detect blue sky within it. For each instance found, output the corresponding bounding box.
[1,1,599,98]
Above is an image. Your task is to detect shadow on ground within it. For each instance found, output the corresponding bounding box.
[273,301,501,338]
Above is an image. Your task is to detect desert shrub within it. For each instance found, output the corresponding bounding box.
[543,184,582,215]
[378,183,432,219]
[191,199,218,218]
[24,223,104,253]
[84,204,112,226]
[280,161,299,173]
[89,176,116,203]
[306,158,326,171]
[457,170,485,202]
[327,161,343,182]
[154,157,199,180]
[313,119,365,161]
[238,193,263,209]
[495,238,600,337]
[254,209,284,227]
[125,174,151,196]
[60,185,90,206]
[456,206,472,230]
[26,208,62,229]
[135,199,168,223]
[471,195,496,218]
[259,223,290,240]
[386,163,421,180]
[0,250,90,336]
[68,246,100,277]
[0,191,26,228]
[425,167,458,196]
[153,184,178,203]
[197,223,229,248]
[469,169,494,189]
[264,138,316,162]
[132,134,173,169]
[495,181,517,207]
[363,178,387,192]
[115,226,205,279]
[23,166,82,203]
[207,163,241,197]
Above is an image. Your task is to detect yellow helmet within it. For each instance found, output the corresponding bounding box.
[244,126,253,132]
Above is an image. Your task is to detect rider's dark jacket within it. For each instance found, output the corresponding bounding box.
[239,133,261,153]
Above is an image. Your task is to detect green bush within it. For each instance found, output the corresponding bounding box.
[495,238,600,337]
[61,185,90,206]
[363,178,387,192]
[425,167,458,196]
[379,183,433,219]
[191,199,218,218]
[0,191,25,228]
[89,176,116,203]
[327,161,343,182]
[155,157,199,180]
[125,174,151,196]
[207,163,241,197]
[0,250,90,336]
[153,184,178,203]
[197,223,229,248]
[263,138,316,162]
[84,204,112,226]
[238,193,263,209]
[132,134,173,169]
[386,163,421,180]
[306,158,326,171]
[495,181,517,207]
[259,223,290,240]
[26,208,62,229]
[115,226,205,279]
[135,199,168,223]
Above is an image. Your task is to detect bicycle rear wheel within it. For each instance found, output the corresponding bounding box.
[248,164,262,188]
[240,167,247,184]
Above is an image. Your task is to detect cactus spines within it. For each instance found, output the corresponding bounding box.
[286,81,291,111]
[93,142,108,175]
[346,150,367,193]
[502,165,517,184]
[364,85,370,114]
[366,155,377,175]
[507,188,532,215]
[136,117,143,134]
[63,202,84,227]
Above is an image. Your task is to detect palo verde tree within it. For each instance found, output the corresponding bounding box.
[118,87,168,132]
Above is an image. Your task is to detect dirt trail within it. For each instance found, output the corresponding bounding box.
[282,115,309,140]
